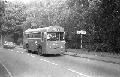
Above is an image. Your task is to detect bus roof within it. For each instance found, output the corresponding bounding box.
[24,26,64,34]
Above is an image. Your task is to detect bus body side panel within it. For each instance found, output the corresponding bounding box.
[26,38,37,52]
[27,38,46,53]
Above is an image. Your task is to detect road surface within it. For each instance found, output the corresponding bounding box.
[0,47,120,77]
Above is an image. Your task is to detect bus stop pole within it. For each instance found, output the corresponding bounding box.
[81,34,82,49]
[1,34,3,47]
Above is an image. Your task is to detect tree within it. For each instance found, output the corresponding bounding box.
[0,0,6,29]
[23,0,70,29]
[93,0,120,53]
[3,1,26,32]
[0,1,27,43]
[0,0,6,45]
[19,0,102,48]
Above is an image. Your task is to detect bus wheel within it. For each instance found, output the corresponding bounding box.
[37,45,42,55]
[26,44,30,53]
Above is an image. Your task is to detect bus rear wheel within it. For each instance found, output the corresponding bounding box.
[37,45,42,55]
[26,44,31,53]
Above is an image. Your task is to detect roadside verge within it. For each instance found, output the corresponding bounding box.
[65,49,120,65]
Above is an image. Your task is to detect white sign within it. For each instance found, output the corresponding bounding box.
[31,23,37,27]
[77,31,81,34]
[77,30,86,34]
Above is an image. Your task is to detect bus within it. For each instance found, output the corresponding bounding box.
[23,26,66,55]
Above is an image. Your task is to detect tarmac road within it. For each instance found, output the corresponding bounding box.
[0,47,120,77]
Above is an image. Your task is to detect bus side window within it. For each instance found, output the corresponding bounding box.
[32,34,34,38]
[27,34,29,38]
[29,34,31,38]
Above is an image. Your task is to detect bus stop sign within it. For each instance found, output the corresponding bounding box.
[77,30,86,34]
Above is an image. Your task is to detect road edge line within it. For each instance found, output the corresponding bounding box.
[0,61,13,77]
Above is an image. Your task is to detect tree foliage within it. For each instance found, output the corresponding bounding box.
[0,0,6,30]
[0,1,26,44]
[2,1,26,34]
[93,0,120,53]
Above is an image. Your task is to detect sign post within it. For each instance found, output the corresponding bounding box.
[77,30,86,49]
[0,34,2,47]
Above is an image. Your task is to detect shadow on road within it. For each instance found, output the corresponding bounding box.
[42,54,62,57]
[27,51,63,57]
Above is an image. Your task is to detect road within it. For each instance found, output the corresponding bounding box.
[0,47,120,77]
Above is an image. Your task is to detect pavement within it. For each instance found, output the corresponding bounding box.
[65,49,120,65]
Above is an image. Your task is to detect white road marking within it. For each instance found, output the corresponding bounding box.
[87,59,90,61]
[17,51,19,53]
[0,62,13,77]
[5,48,91,77]
[67,68,91,77]
[40,59,58,66]
[11,50,13,51]
[6,49,91,77]
[39,59,90,77]
[31,55,35,57]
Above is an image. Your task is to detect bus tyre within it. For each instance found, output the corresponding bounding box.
[26,44,30,53]
[37,45,42,55]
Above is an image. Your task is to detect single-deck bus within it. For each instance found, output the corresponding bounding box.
[23,26,66,55]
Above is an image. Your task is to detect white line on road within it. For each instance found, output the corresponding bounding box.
[67,68,91,77]
[39,58,90,77]
[0,62,13,77]
[40,59,58,66]
[17,51,19,53]
[31,55,35,57]
[87,59,90,61]
[10,50,13,51]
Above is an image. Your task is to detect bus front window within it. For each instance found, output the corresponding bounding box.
[47,32,64,41]
[47,32,59,41]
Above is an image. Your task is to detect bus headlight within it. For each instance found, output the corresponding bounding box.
[53,43,55,45]
[35,41,38,45]
[61,46,63,48]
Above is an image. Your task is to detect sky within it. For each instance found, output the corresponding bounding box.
[5,0,67,4]
[5,0,36,4]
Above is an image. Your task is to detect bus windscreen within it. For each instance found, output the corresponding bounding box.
[47,32,64,41]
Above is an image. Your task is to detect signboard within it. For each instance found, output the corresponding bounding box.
[31,23,37,29]
[31,23,37,27]
[77,30,86,34]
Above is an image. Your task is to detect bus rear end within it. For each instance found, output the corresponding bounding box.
[45,32,66,55]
